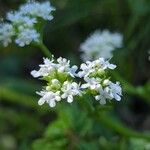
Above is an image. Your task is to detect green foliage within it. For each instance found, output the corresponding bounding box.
[129,138,150,150]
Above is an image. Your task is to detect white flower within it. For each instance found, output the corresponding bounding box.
[81,77,101,91]
[95,81,122,104]
[69,65,78,77]
[7,11,36,27]
[57,57,71,72]
[95,86,111,105]
[31,57,78,78]
[96,58,116,70]
[15,28,40,47]
[0,23,14,47]
[20,1,55,20]
[31,57,56,78]
[78,63,93,78]
[61,81,81,103]
[107,82,122,101]
[37,91,61,107]
[56,57,78,77]
[80,30,123,61]
[35,81,81,107]
[78,58,116,78]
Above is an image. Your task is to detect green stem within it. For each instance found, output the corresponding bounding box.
[79,97,150,141]
[37,42,52,58]
[0,87,50,114]
[97,113,150,141]
[77,71,150,140]
[113,72,150,103]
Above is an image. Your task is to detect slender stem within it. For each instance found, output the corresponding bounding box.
[0,87,50,114]
[97,113,150,141]
[78,96,150,141]
[37,42,52,58]
[113,72,150,103]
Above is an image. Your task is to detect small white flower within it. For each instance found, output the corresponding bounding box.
[69,65,78,78]
[40,57,56,70]
[95,81,122,104]
[20,1,55,20]
[7,11,37,27]
[57,57,78,77]
[31,57,78,78]
[37,91,61,107]
[15,28,40,47]
[78,63,92,78]
[57,57,70,72]
[78,58,116,78]
[80,30,123,61]
[0,23,14,47]
[96,58,116,70]
[107,82,122,101]
[81,77,101,91]
[61,81,81,103]
[95,86,112,105]
[31,57,56,78]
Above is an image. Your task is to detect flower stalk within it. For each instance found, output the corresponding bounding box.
[37,42,52,58]
[97,112,150,141]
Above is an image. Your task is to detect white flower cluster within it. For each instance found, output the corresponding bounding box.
[31,57,81,107]
[80,30,123,61]
[78,58,122,105]
[31,57,122,107]
[0,1,55,47]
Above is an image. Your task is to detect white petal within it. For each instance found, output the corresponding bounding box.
[71,65,78,72]
[67,95,73,103]
[38,98,45,105]
[95,95,100,101]
[55,96,61,101]
[114,94,121,101]
[80,63,87,70]
[100,98,106,105]
[49,100,56,107]
[108,64,116,69]
[58,66,65,72]
[78,72,84,78]
[91,85,96,90]
[61,93,67,99]
[103,79,110,85]
[31,70,40,78]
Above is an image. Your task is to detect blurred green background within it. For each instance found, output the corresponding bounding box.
[0,0,150,149]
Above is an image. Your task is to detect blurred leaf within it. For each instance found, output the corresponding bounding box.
[129,138,150,150]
